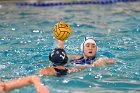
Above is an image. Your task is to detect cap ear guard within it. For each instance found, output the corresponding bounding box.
[80,37,88,52]
[49,49,55,62]
[80,42,84,52]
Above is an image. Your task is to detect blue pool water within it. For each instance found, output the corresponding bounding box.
[0,2,140,93]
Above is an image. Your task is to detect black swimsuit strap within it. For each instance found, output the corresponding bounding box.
[54,68,68,77]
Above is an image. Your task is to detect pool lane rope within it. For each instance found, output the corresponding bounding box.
[16,0,140,7]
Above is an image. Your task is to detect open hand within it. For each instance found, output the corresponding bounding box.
[105,58,115,63]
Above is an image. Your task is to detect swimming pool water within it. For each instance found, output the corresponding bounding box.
[0,2,140,93]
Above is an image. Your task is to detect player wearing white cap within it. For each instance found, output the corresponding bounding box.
[66,37,115,67]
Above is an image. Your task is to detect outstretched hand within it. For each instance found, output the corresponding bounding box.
[92,57,115,66]
[105,58,115,63]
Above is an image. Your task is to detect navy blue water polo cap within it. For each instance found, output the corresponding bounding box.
[49,48,68,65]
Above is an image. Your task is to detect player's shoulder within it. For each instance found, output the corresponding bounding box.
[75,54,83,59]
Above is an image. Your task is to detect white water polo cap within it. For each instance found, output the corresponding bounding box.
[80,37,96,51]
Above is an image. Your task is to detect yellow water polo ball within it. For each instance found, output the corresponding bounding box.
[53,22,71,40]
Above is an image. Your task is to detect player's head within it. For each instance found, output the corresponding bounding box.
[80,37,97,57]
[49,48,68,66]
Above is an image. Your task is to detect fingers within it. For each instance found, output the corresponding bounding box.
[106,58,115,63]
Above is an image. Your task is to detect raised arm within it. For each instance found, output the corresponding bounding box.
[57,40,82,60]
[57,40,64,48]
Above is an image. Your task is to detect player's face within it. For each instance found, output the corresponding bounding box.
[83,43,97,57]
